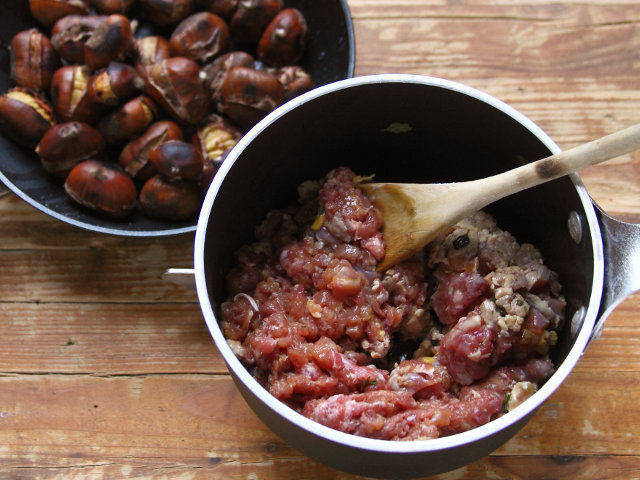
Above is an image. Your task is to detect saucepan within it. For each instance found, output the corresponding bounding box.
[176,75,639,478]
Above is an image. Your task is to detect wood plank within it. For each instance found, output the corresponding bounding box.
[2,455,640,480]
[348,1,640,21]
[0,292,637,375]
[0,369,637,465]
[0,237,197,304]
[0,302,227,374]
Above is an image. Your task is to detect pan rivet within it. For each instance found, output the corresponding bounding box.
[571,306,586,337]
[568,211,583,244]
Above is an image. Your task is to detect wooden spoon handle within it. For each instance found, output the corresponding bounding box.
[475,122,640,203]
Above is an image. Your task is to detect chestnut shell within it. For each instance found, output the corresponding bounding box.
[10,29,61,92]
[133,36,172,77]
[50,65,101,124]
[85,14,133,71]
[145,57,211,125]
[169,12,231,64]
[91,0,136,14]
[274,65,314,101]
[230,0,283,45]
[149,140,204,180]
[51,15,105,65]
[0,88,57,148]
[119,120,184,182]
[202,51,254,105]
[65,159,137,218]
[139,175,201,220]
[257,9,307,67]
[88,62,144,107]
[198,0,238,20]
[98,95,158,144]
[29,0,90,28]
[140,0,194,26]
[194,113,241,189]
[219,66,283,129]
[36,121,106,178]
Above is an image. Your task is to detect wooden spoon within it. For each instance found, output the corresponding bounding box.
[361,123,640,270]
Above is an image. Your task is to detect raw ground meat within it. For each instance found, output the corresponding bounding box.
[220,168,566,441]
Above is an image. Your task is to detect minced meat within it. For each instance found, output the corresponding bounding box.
[220,167,565,440]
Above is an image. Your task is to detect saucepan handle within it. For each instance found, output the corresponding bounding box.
[163,268,196,288]
[591,203,640,341]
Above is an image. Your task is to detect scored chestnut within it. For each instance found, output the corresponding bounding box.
[257,9,307,67]
[219,66,283,129]
[36,121,106,178]
[84,14,133,71]
[202,51,254,106]
[51,15,105,65]
[198,0,238,20]
[98,95,158,144]
[0,88,57,148]
[169,12,230,64]
[29,0,90,28]
[139,175,202,220]
[91,0,136,14]
[193,113,241,189]
[145,57,211,125]
[140,0,194,26]
[133,36,172,77]
[88,62,145,107]
[65,159,137,218]
[230,0,283,45]
[149,140,204,180]
[274,65,313,101]
[10,29,60,92]
[50,65,102,124]
[119,120,184,182]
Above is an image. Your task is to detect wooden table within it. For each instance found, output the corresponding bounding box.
[1,1,639,478]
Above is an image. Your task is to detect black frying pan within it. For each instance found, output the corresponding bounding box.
[0,0,355,236]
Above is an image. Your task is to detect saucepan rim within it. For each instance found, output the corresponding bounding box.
[194,74,604,453]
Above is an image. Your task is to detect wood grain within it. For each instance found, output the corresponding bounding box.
[1,0,640,478]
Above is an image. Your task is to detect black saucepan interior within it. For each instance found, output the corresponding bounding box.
[0,0,354,236]
[204,80,595,366]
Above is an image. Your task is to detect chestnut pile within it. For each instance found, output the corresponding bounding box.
[0,0,313,221]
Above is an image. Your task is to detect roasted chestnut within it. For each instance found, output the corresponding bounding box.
[202,51,254,105]
[198,0,238,20]
[145,57,211,125]
[193,113,241,189]
[133,36,172,77]
[85,14,133,71]
[169,12,230,64]
[51,15,105,65]
[219,66,283,128]
[36,121,105,178]
[119,120,184,182]
[65,159,137,218]
[274,65,313,101]
[257,9,307,67]
[98,95,158,144]
[29,0,90,28]
[230,0,283,45]
[149,140,204,180]
[139,175,201,220]
[50,65,101,124]
[140,0,194,26]
[91,0,136,14]
[88,62,145,107]
[0,88,57,148]
[10,29,60,92]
